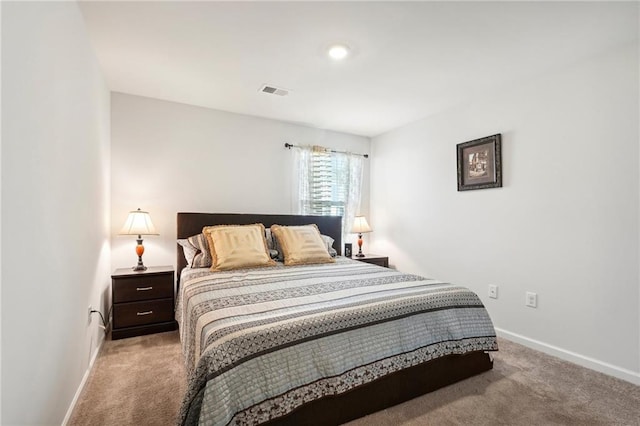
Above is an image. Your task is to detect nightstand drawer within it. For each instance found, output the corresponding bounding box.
[113,273,173,303]
[113,299,174,328]
[354,254,389,268]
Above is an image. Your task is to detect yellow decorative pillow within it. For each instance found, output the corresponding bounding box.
[203,224,276,271]
[271,224,335,266]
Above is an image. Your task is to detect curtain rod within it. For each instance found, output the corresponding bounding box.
[284,143,369,159]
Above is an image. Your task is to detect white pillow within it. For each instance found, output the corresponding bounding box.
[321,235,338,257]
[178,239,198,267]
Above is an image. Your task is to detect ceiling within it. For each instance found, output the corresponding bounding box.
[78,1,637,137]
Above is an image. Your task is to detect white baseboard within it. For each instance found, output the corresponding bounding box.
[495,327,640,386]
[61,334,105,426]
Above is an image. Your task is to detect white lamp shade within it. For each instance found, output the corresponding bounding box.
[119,209,159,236]
[351,216,372,234]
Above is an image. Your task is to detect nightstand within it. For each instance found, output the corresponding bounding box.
[111,266,177,340]
[353,254,389,268]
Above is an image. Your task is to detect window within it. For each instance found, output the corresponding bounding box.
[302,150,347,216]
[293,145,364,238]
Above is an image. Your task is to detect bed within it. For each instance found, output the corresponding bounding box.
[176,212,498,426]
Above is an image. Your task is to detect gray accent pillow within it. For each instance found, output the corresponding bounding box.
[265,228,275,250]
[265,228,283,260]
[271,230,284,261]
[188,233,212,268]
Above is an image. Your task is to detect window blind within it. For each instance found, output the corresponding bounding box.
[291,144,364,239]
[301,151,351,217]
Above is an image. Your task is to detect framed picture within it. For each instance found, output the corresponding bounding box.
[344,243,352,258]
[457,134,502,191]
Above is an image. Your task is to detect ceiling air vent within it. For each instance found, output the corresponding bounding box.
[259,84,290,97]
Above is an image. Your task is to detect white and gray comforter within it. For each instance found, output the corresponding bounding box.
[177,257,497,426]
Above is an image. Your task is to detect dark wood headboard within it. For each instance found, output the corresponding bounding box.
[176,212,343,277]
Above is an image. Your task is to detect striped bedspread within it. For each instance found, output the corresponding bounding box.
[176,257,498,426]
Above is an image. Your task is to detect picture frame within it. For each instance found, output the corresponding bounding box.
[344,243,352,258]
[457,134,502,191]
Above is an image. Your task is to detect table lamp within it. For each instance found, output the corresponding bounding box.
[119,208,159,271]
[351,216,372,258]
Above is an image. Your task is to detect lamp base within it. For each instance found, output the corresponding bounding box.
[132,237,147,271]
[356,233,365,257]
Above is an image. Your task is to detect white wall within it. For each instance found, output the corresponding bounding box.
[111,93,370,270]
[370,42,639,383]
[1,2,111,424]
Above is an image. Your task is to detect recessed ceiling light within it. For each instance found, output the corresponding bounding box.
[327,44,350,60]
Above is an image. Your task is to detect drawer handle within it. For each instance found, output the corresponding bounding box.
[136,311,153,316]
[136,287,153,291]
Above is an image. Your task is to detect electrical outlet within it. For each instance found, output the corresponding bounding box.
[488,285,498,299]
[525,292,537,308]
[88,305,93,324]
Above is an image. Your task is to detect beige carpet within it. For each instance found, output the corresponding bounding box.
[69,332,640,426]
[68,331,186,426]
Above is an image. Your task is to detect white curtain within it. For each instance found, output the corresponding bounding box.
[292,145,312,215]
[292,145,364,241]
